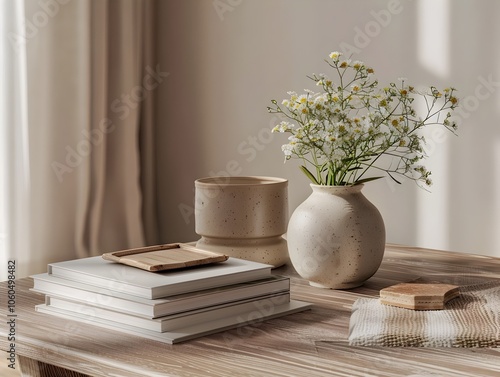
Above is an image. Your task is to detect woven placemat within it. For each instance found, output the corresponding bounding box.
[349,280,500,347]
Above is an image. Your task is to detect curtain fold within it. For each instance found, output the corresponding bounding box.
[139,0,159,246]
[83,0,148,256]
[0,0,31,281]
[0,0,158,279]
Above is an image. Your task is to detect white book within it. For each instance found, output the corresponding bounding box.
[48,256,272,299]
[31,273,290,318]
[45,292,291,332]
[36,299,311,344]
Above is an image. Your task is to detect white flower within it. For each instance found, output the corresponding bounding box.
[297,94,308,104]
[281,144,294,159]
[339,59,351,67]
[318,130,331,140]
[314,93,327,104]
[287,91,298,102]
[352,60,364,69]
[362,117,372,130]
[329,51,341,60]
[272,121,292,133]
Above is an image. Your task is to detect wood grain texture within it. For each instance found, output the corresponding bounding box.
[0,357,21,377]
[18,355,89,377]
[1,244,500,377]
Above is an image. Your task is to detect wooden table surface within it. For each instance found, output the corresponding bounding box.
[1,244,500,377]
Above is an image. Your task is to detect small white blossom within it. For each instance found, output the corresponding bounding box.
[272,121,292,133]
[297,94,308,104]
[313,94,326,104]
[281,144,294,160]
[329,51,341,60]
[352,61,364,70]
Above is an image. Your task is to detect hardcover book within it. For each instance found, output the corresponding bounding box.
[36,300,312,344]
[31,273,290,318]
[44,292,291,332]
[48,256,272,299]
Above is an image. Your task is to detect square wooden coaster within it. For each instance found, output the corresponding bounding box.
[102,243,228,272]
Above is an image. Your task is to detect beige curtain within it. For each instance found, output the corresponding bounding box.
[3,0,159,278]
[0,0,31,281]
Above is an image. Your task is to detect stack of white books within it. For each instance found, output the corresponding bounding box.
[32,255,311,344]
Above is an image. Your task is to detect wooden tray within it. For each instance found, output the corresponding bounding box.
[101,243,229,272]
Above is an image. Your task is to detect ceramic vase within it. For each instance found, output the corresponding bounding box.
[194,176,288,267]
[287,184,385,289]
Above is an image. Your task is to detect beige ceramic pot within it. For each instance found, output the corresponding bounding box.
[287,184,385,289]
[194,176,288,267]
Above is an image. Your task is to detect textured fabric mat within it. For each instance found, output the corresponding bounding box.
[349,281,500,347]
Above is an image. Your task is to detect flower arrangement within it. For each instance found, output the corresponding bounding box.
[268,52,459,187]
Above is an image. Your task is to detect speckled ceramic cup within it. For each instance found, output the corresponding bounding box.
[194,176,288,267]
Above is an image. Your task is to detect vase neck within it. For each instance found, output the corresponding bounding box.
[310,184,364,195]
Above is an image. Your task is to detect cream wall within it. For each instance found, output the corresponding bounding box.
[155,0,500,257]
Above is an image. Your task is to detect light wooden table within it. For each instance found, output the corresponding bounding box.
[1,244,500,377]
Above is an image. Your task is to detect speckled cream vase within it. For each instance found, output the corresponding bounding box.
[194,176,288,267]
[287,184,385,289]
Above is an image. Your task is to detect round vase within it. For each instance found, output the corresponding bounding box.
[287,184,385,289]
[194,176,289,267]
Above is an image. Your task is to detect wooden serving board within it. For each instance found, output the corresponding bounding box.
[101,243,228,272]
